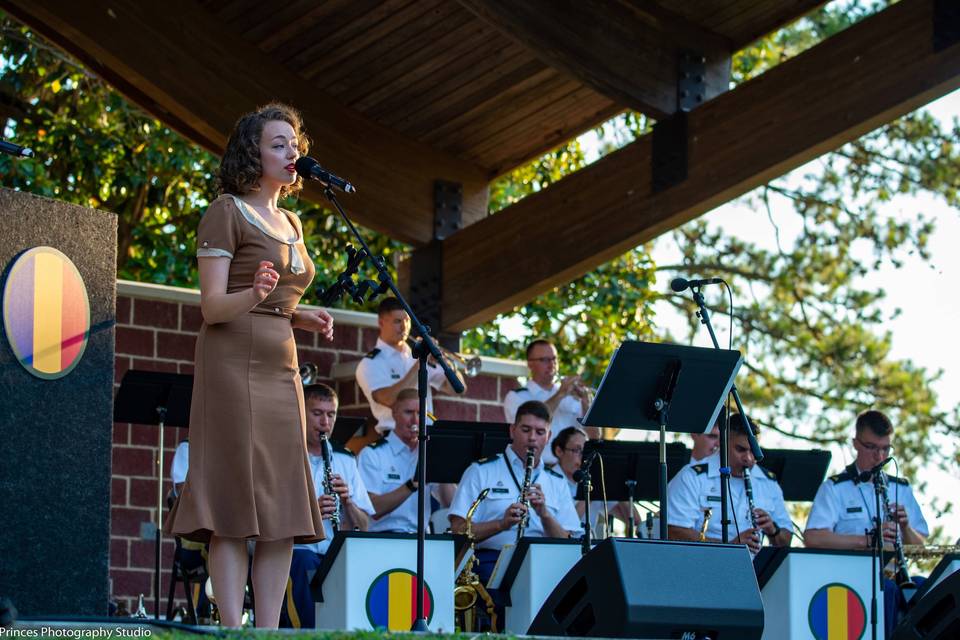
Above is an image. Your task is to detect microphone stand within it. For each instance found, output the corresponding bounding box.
[688,285,763,543]
[318,186,464,632]
[869,473,885,640]
[575,451,598,556]
[625,479,637,538]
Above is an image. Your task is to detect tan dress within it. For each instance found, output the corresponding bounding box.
[165,194,325,543]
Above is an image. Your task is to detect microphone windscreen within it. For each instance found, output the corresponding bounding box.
[294,156,318,176]
[670,277,689,292]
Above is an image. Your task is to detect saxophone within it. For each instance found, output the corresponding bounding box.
[454,489,498,632]
[319,433,341,534]
[516,448,536,544]
[878,471,915,587]
[743,467,763,548]
[699,508,713,541]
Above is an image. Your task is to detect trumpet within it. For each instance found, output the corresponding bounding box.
[299,362,320,385]
[407,338,481,377]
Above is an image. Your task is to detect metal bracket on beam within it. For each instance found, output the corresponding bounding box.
[651,110,688,193]
[401,180,464,350]
[434,180,463,241]
[677,49,707,112]
[934,0,960,52]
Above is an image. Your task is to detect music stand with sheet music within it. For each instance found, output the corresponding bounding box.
[113,370,193,619]
[426,420,512,483]
[574,440,690,502]
[330,416,367,448]
[581,341,742,539]
[757,448,832,502]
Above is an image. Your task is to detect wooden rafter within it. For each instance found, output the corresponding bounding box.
[1,0,490,245]
[440,0,960,331]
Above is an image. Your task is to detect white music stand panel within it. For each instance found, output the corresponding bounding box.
[503,540,582,634]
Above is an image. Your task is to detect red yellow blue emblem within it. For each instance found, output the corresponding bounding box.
[808,582,866,640]
[2,247,90,379]
[365,569,434,630]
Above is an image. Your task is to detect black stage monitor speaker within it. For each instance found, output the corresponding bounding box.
[891,569,960,640]
[528,538,764,639]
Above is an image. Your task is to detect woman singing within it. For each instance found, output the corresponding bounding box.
[165,103,333,627]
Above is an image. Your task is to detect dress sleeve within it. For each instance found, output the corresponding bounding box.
[197,196,242,259]
[503,391,521,423]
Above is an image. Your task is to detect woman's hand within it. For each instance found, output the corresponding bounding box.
[293,308,335,341]
[252,260,279,302]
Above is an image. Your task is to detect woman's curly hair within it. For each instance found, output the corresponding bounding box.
[216,103,310,199]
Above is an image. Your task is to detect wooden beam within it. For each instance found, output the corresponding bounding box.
[456,0,732,119]
[441,0,960,331]
[1,0,490,245]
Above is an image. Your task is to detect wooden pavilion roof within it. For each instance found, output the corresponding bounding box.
[3,0,959,332]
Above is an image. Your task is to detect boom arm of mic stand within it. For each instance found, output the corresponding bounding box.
[690,288,763,462]
[320,186,464,394]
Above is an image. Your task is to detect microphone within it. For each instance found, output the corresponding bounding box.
[573,450,599,483]
[294,156,356,193]
[1,139,34,158]
[858,456,893,482]
[670,276,724,293]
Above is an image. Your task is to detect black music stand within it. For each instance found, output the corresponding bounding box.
[757,448,832,501]
[113,370,193,619]
[581,341,741,539]
[330,416,367,447]
[574,440,690,502]
[426,420,512,482]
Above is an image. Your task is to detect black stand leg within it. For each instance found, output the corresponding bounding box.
[581,475,593,555]
[688,287,763,543]
[317,187,464,633]
[155,406,167,620]
[870,478,885,640]
[625,480,637,538]
[658,424,668,540]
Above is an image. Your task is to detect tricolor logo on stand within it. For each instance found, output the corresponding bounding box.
[808,582,867,640]
[365,569,434,630]
[2,246,90,379]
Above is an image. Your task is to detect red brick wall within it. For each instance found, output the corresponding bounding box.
[110,290,519,614]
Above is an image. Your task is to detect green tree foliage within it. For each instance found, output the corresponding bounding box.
[467,0,959,496]
[0,14,406,308]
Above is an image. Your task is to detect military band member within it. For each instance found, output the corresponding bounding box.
[667,414,792,553]
[358,388,454,532]
[355,297,464,433]
[503,339,592,465]
[690,421,720,463]
[449,400,580,579]
[552,426,639,536]
[804,409,928,638]
[280,384,375,629]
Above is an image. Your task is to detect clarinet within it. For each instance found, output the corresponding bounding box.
[743,467,763,547]
[878,471,914,587]
[319,433,341,534]
[516,448,536,544]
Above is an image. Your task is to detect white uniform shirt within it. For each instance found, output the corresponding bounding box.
[805,463,929,537]
[667,453,792,544]
[295,441,376,556]
[171,441,189,496]
[358,431,429,533]
[449,446,581,551]
[355,338,446,433]
[503,380,585,466]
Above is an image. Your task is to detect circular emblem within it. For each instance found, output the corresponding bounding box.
[3,247,90,379]
[365,568,434,630]
[808,582,866,640]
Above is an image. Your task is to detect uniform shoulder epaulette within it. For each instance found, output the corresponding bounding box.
[367,437,389,449]
[829,469,858,484]
[365,348,381,359]
[512,387,529,393]
[545,466,564,479]
[887,475,909,486]
[477,454,501,465]
[758,465,777,481]
[691,463,709,475]
[331,441,355,457]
